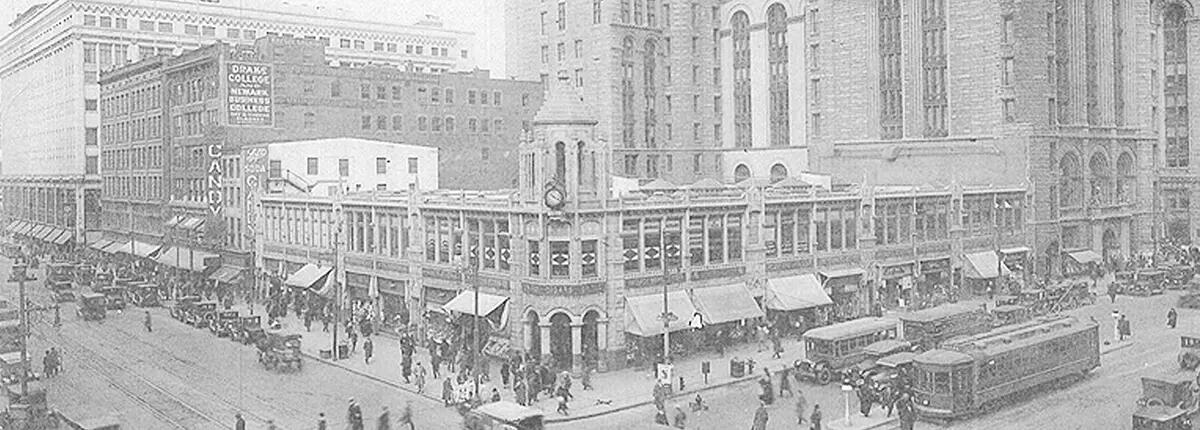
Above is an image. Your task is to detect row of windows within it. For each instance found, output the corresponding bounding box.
[101,84,161,117]
[303,156,417,176]
[81,42,129,69]
[171,110,218,138]
[102,175,162,201]
[338,38,463,59]
[425,217,511,272]
[977,329,1093,388]
[1164,6,1190,168]
[340,82,509,107]
[101,145,162,172]
[354,114,507,134]
[101,115,162,146]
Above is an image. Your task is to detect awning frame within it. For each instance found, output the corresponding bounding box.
[764,273,835,311]
[690,283,764,325]
[1067,249,1103,265]
[284,263,333,289]
[963,251,1011,279]
[624,291,698,337]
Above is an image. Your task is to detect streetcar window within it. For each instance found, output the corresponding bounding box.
[934,372,950,393]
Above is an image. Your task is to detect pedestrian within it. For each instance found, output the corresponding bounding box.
[654,406,670,425]
[1169,308,1179,329]
[795,389,808,425]
[751,400,769,430]
[1112,309,1122,342]
[1108,283,1118,303]
[810,404,823,430]
[42,350,51,378]
[772,335,783,359]
[581,365,593,390]
[399,401,414,430]
[304,312,313,332]
[376,406,391,430]
[266,420,278,430]
[347,398,364,430]
[672,405,687,429]
[402,354,413,384]
[897,393,916,430]
[1120,313,1132,341]
[430,344,442,380]
[500,360,511,387]
[349,328,359,354]
[53,305,60,327]
[556,393,569,415]
[234,413,245,430]
[415,363,427,393]
[317,412,327,430]
[858,382,874,417]
[322,312,331,332]
[491,387,501,403]
[442,376,455,406]
[364,337,374,364]
[779,367,793,398]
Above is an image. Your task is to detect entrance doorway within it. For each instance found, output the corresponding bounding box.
[549,312,573,370]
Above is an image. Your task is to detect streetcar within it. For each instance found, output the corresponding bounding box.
[464,401,545,430]
[911,316,1099,421]
[899,303,992,351]
[990,305,1030,327]
[796,317,899,385]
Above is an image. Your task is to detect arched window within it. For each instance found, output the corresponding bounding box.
[622,37,636,149]
[1089,152,1110,205]
[643,39,658,149]
[767,4,789,147]
[555,141,567,183]
[577,141,594,192]
[1165,5,1190,167]
[1060,153,1081,207]
[770,163,788,183]
[1116,152,1134,203]
[732,11,752,148]
[734,164,751,182]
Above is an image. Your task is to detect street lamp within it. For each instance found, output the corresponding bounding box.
[659,263,678,364]
[458,259,481,399]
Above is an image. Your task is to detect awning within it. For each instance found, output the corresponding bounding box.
[163,216,182,228]
[764,274,835,311]
[1000,246,1031,255]
[284,263,333,289]
[820,268,865,279]
[690,283,764,325]
[208,266,243,283]
[3,221,18,232]
[50,230,71,245]
[155,247,178,266]
[156,247,218,271]
[624,291,698,337]
[443,290,511,328]
[34,226,54,241]
[120,241,162,258]
[101,240,128,254]
[178,217,205,231]
[1067,250,1103,265]
[963,251,1011,279]
[17,223,36,236]
[89,239,114,251]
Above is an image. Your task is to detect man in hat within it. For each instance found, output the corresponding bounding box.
[347,398,364,430]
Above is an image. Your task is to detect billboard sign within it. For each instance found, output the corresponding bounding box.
[226,62,272,126]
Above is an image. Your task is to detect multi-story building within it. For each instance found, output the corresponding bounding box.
[257,78,1029,373]
[257,138,439,198]
[717,0,1165,277]
[0,0,476,244]
[506,0,791,184]
[96,37,541,265]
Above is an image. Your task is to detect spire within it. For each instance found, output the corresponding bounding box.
[533,71,596,125]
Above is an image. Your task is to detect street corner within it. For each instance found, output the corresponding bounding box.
[1100,339,1135,355]
[824,413,900,430]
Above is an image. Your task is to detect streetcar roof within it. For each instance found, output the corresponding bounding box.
[899,303,981,322]
[802,318,897,341]
[947,317,1095,356]
[914,349,972,365]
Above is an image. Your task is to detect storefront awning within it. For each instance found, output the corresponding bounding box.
[963,251,1011,279]
[284,263,333,289]
[1000,246,1031,255]
[765,274,835,311]
[208,266,243,283]
[119,241,162,258]
[50,230,71,245]
[156,247,219,271]
[89,239,114,251]
[820,267,865,279]
[624,291,698,337]
[178,217,205,231]
[18,223,37,236]
[690,283,764,325]
[1067,250,1103,265]
[443,290,510,319]
[3,221,18,233]
[101,240,128,254]
[163,216,182,228]
[34,226,54,241]
[155,247,178,266]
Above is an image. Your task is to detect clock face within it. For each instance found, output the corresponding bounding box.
[544,187,566,209]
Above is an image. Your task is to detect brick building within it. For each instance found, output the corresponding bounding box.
[0,0,476,244]
[97,37,542,266]
[716,0,1171,277]
[257,78,1029,372]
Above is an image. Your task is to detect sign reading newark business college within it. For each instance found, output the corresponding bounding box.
[226,62,272,126]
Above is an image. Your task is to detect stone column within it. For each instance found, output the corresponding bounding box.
[571,322,583,373]
[596,318,610,372]
[539,322,552,363]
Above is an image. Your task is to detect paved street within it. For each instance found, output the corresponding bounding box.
[0,258,462,430]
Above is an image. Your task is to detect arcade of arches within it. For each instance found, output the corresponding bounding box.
[524,308,604,371]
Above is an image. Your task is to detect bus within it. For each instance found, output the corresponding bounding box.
[797,317,899,384]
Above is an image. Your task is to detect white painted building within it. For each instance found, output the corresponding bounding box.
[0,0,474,240]
[260,138,438,196]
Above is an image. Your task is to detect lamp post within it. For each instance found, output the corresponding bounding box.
[13,263,28,398]
[659,264,678,364]
[458,259,481,399]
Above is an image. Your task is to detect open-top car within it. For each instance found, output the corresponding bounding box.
[234,315,265,345]
[257,330,302,372]
[77,293,106,321]
[99,286,126,310]
[171,296,201,321]
[210,311,240,337]
[186,301,219,328]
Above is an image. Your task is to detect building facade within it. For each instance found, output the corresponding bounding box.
[96,37,542,264]
[258,79,1030,372]
[0,0,476,243]
[257,138,439,198]
[716,0,1166,277]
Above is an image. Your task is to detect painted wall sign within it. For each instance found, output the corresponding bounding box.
[207,143,223,216]
[226,62,273,126]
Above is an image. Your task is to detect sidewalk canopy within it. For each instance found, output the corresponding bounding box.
[100,240,127,254]
[163,216,182,228]
[443,290,510,317]
[120,241,162,258]
[178,217,205,231]
[156,247,218,271]
[819,267,865,279]
[624,291,698,337]
[208,266,242,283]
[50,230,71,245]
[88,239,114,251]
[963,251,1011,279]
[155,247,178,266]
[1067,250,1103,265]
[764,274,835,311]
[284,263,333,289]
[1000,246,1031,255]
[17,223,35,236]
[3,221,17,232]
[690,283,764,325]
[34,226,53,241]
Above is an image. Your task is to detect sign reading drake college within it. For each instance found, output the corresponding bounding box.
[227,62,273,126]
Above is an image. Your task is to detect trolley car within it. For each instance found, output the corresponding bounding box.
[899,303,992,351]
[911,316,1099,422]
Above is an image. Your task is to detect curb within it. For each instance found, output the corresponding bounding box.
[545,373,762,424]
[826,417,901,430]
[298,350,443,404]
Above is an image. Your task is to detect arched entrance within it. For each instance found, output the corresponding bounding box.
[549,312,573,370]
[770,163,789,183]
[526,310,542,360]
[581,310,600,368]
[734,164,751,183]
[1102,228,1120,267]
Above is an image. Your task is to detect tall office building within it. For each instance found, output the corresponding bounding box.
[507,0,740,184]
[717,0,1164,277]
[0,0,476,243]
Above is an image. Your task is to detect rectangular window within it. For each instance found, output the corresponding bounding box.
[1003,99,1017,123]
[558,1,567,30]
[158,22,172,33]
[85,156,98,174]
[1002,15,1014,44]
[202,26,215,37]
[83,42,95,64]
[227,28,241,39]
[594,0,603,24]
[376,157,387,174]
[185,24,199,35]
[307,157,319,175]
[244,29,256,39]
[361,115,372,130]
[1002,57,1015,86]
[99,16,111,27]
[550,241,570,277]
[139,20,154,31]
[85,127,98,145]
[377,115,387,130]
[354,40,365,50]
[85,99,97,111]
[557,43,565,61]
[338,159,349,177]
[269,160,282,178]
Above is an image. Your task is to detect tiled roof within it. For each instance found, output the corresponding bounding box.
[533,74,596,125]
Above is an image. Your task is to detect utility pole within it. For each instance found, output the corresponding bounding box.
[459,260,480,399]
[332,175,346,361]
[660,264,677,364]
[14,263,28,398]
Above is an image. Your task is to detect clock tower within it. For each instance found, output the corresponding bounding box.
[518,73,611,211]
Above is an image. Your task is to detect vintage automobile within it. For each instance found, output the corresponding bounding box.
[1179,334,1200,371]
[0,351,37,387]
[864,351,917,387]
[44,263,73,286]
[73,264,95,288]
[99,286,126,310]
[1137,367,1198,411]
[92,272,113,289]
[991,305,1030,327]
[210,311,240,337]
[46,279,75,303]
[1166,265,1196,290]
[795,318,899,385]
[1132,405,1191,430]
[171,296,201,321]
[463,401,545,430]
[993,295,1020,307]
[54,412,122,430]
[76,293,107,321]
[128,284,161,308]
[1128,270,1168,297]
[234,316,265,345]
[186,301,219,328]
[257,330,302,372]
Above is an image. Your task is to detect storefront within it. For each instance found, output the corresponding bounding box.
[763,273,833,335]
[962,251,1010,295]
[1064,249,1102,277]
[377,277,409,328]
[818,268,865,321]
[879,263,915,309]
[691,282,765,354]
[919,258,951,292]
[623,291,698,367]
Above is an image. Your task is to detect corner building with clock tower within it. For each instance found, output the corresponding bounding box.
[258,75,1031,373]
